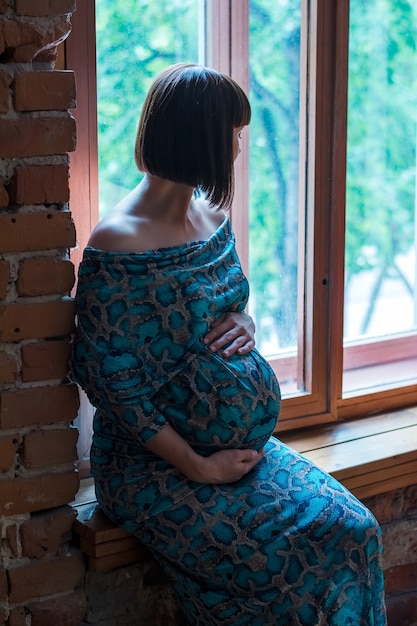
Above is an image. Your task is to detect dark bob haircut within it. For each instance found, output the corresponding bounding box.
[135,63,251,209]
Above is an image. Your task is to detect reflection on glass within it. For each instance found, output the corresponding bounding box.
[343,0,417,393]
[248,0,303,394]
[96,0,200,217]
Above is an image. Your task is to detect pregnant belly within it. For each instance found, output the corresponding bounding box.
[154,348,281,454]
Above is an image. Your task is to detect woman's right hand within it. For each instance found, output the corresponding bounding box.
[192,448,265,484]
[145,424,264,484]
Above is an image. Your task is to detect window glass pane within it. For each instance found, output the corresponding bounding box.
[96,0,201,218]
[248,0,304,395]
[343,0,417,393]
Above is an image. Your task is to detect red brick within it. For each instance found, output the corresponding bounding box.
[35,46,60,64]
[0,179,8,208]
[0,471,79,515]
[22,428,78,470]
[13,70,76,112]
[0,210,76,253]
[402,484,417,519]
[0,17,19,51]
[0,116,76,158]
[7,547,84,603]
[21,340,71,382]
[0,352,19,384]
[385,562,417,595]
[0,605,7,624]
[21,505,77,558]
[15,0,76,17]
[0,434,21,472]
[0,31,5,59]
[0,69,9,114]
[386,591,417,626]
[18,257,75,296]
[9,165,70,205]
[6,524,19,557]
[0,384,79,429]
[8,607,26,626]
[382,519,417,570]
[0,566,7,601]
[2,17,72,64]
[363,488,405,524]
[0,299,76,342]
[28,590,87,626]
[0,260,9,299]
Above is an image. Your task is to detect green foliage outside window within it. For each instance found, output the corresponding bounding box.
[345,0,417,337]
[95,0,199,209]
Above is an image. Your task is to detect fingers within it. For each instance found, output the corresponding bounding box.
[240,448,265,466]
[203,315,234,346]
[205,448,265,483]
[207,333,254,357]
[235,448,261,461]
[235,448,265,476]
[223,336,254,357]
[203,312,255,356]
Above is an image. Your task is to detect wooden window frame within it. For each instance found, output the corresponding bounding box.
[66,1,98,474]
[66,0,417,462]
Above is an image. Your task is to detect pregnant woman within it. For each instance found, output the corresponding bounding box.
[71,63,386,625]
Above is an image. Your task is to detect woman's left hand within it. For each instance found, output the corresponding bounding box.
[203,311,255,357]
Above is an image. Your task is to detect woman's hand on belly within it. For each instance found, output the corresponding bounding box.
[145,424,265,484]
[203,311,255,358]
[197,447,265,483]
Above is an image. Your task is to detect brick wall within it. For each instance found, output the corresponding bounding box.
[364,486,417,626]
[0,1,85,624]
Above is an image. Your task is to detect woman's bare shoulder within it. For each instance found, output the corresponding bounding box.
[87,191,227,253]
[87,209,150,253]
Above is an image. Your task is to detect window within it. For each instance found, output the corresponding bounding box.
[67,0,417,473]
[343,0,417,399]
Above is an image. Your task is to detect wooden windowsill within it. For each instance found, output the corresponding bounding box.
[280,406,417,499]
[71,407,417,572]
[72,501,151,573]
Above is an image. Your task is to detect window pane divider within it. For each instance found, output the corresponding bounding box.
[230,0,249,273]
[299,0,337,420]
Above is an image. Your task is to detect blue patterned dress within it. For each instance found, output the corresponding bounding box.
[71,217,386,625]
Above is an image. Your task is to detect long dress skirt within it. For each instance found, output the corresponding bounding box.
[94,436,387,626]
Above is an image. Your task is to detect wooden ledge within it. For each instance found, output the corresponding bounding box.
[280,407,417,499]
[72,502,150,572]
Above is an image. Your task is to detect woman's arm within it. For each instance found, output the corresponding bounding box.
[145,424,264,484]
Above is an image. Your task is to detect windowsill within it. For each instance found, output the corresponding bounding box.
[280,406,417,499]
[72,476,96,507]
[72,406,417,508]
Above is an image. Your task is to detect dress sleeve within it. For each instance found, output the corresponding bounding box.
[107,397,168,445]
[71,325,186,445]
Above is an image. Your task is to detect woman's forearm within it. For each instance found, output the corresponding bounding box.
[145,425,206,481]
[145,424,264,484]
